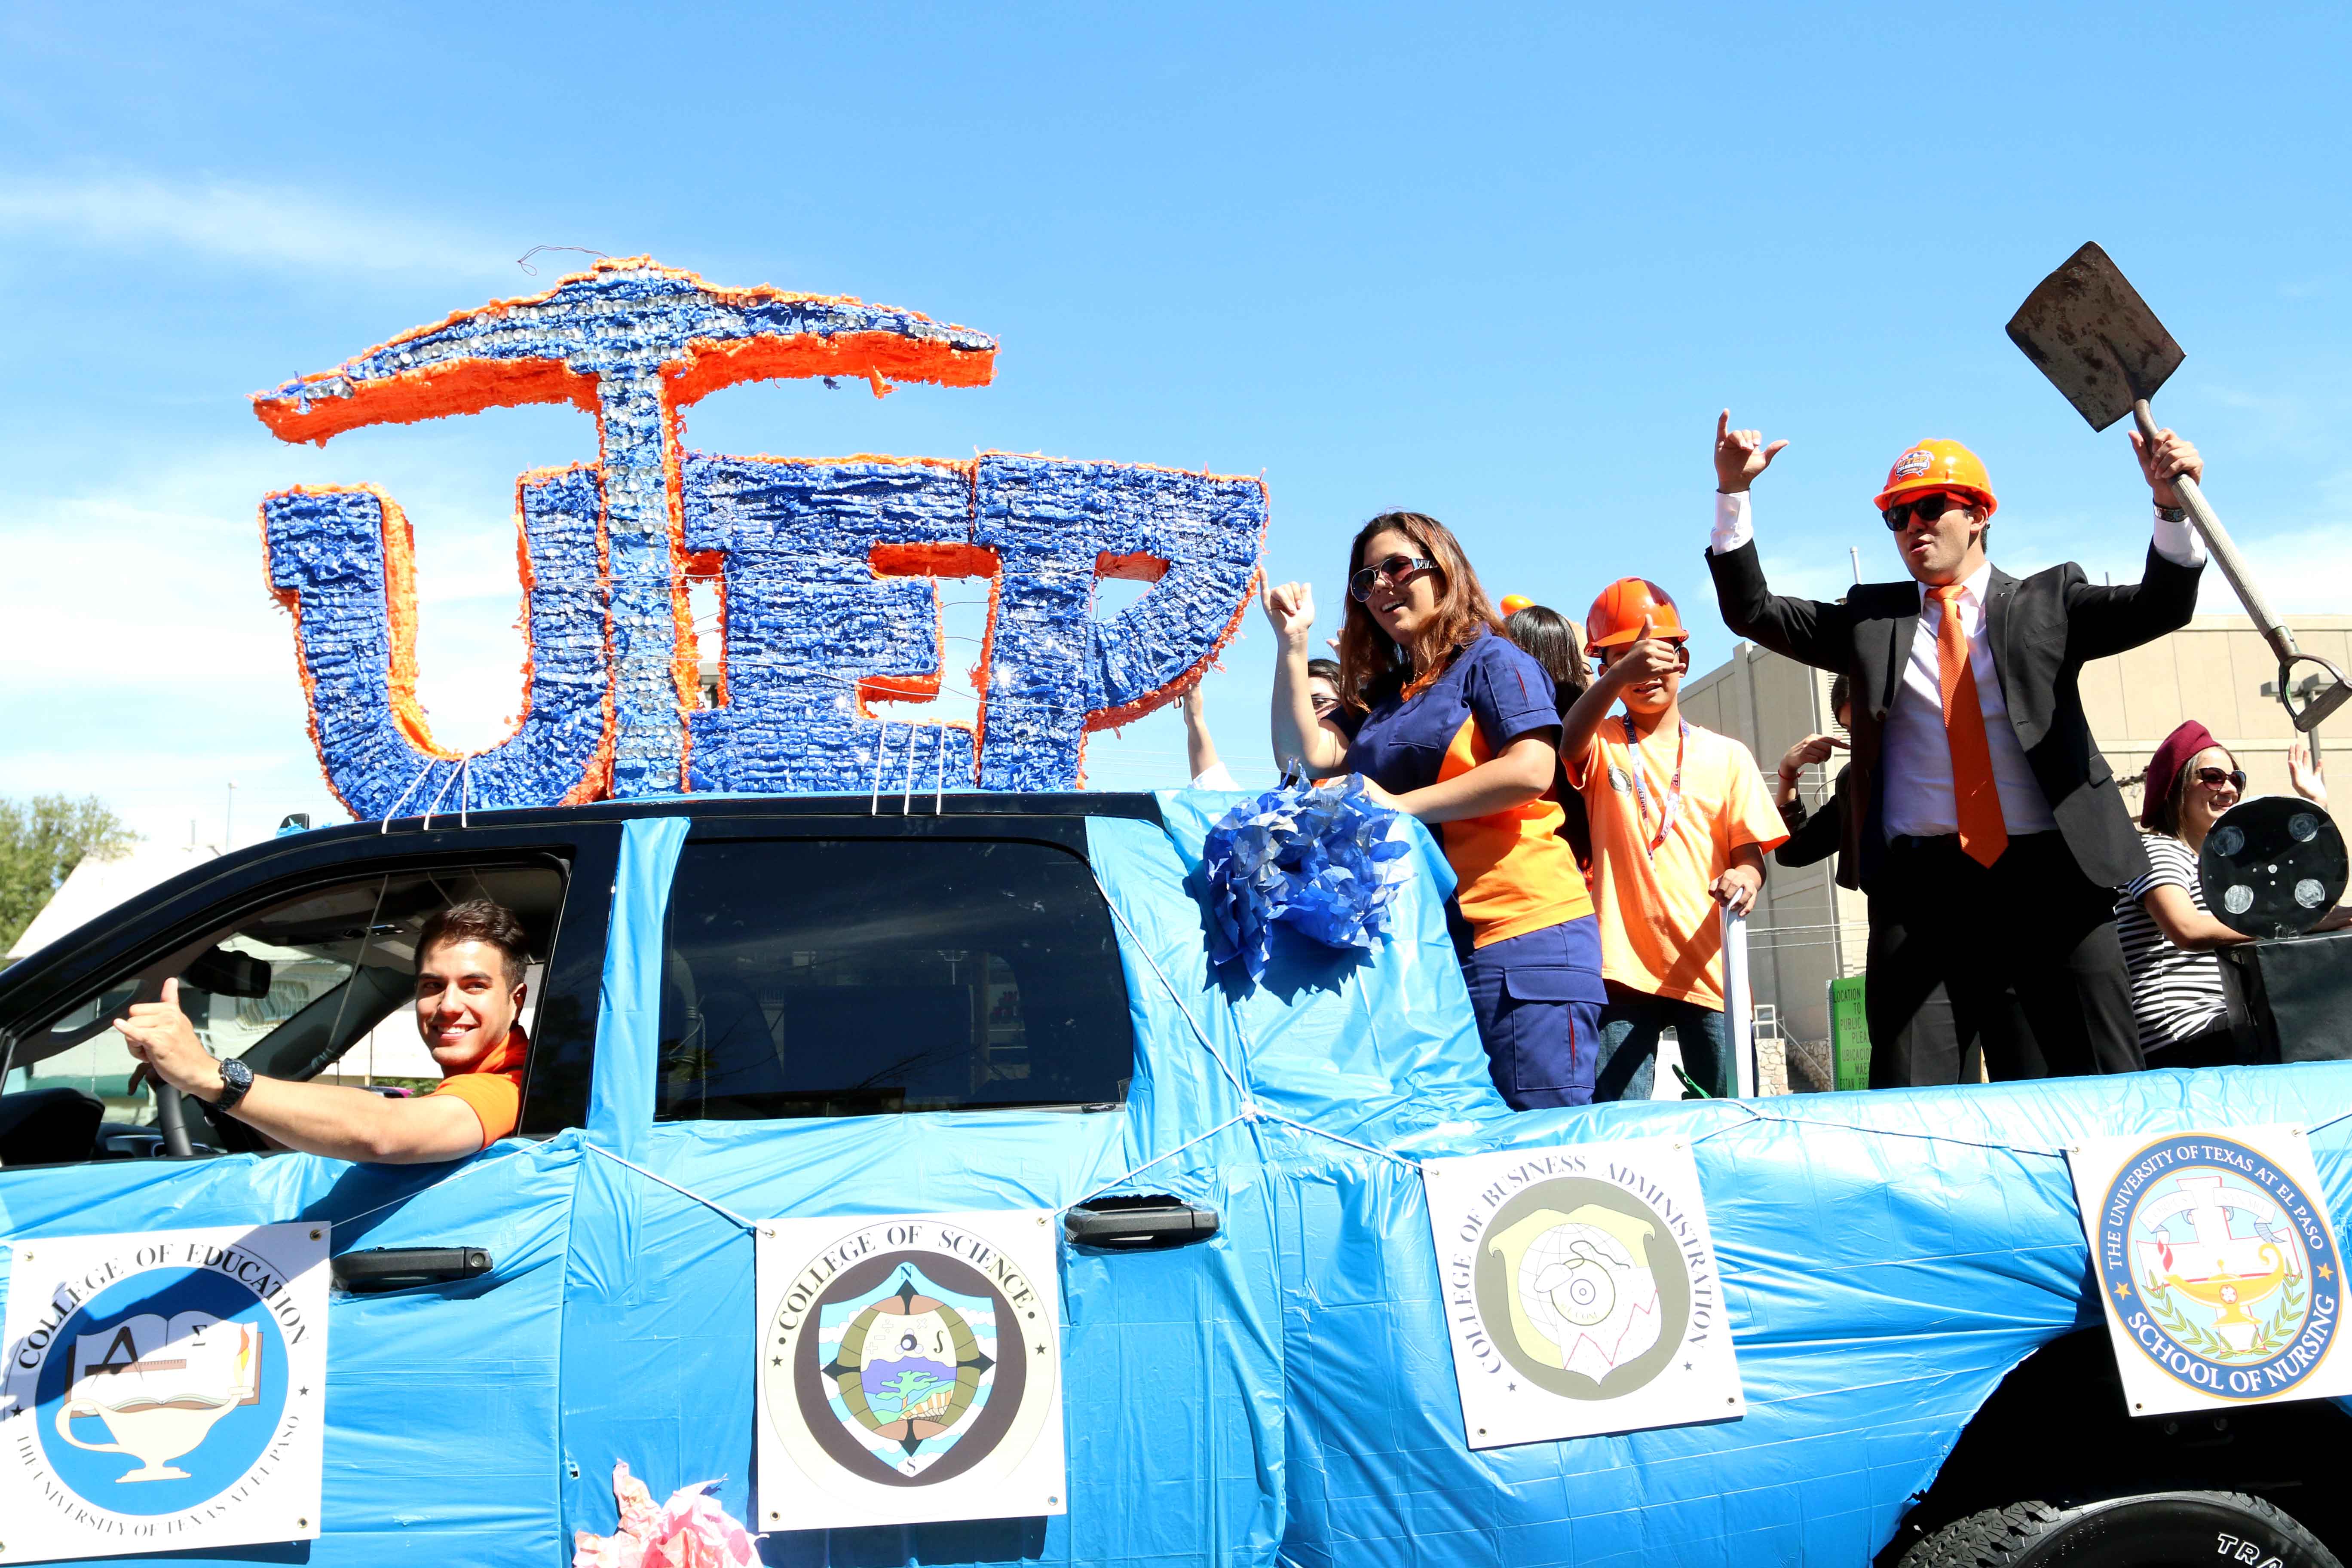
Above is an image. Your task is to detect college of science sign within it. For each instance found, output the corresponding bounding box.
[1421,1141,1744,1449]
[755,1211,1065,1531]
[2070,1124,2352,1417]
[0,1223,328,1565]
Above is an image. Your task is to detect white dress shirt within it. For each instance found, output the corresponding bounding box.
[1709,489,2208,839]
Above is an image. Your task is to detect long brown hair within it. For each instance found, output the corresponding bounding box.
[1338,511,1502,708]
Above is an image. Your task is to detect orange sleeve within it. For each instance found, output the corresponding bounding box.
[1723,741,1791,853]
[430,1069,522,1148]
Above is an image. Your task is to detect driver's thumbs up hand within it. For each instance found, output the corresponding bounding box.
[114,976,210,1093]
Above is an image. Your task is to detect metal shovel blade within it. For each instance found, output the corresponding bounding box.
[2005,242,2185,432]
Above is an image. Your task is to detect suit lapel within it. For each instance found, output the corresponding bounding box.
[1881,585,1917,716]
[1983,566,2020,701]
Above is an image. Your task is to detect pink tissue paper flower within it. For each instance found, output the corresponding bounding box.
[573,1461,763,1568]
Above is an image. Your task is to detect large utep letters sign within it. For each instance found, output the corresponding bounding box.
[254,259,1267,813]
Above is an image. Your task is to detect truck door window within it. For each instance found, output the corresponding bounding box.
[4,864,563,1164]
[656,839,1133,1121]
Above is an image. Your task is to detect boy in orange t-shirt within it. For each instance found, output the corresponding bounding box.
[1561,580,1786,1100]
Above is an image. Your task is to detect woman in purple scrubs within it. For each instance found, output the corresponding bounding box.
[1264,511,1605,1108]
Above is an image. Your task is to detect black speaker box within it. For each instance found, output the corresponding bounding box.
[2220,928,2352,1063]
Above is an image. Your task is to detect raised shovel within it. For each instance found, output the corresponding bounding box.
[2007,241,2349,737]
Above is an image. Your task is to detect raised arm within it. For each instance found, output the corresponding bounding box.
[1705,411,1856,670]
[1265,580,1350,775]
[2065,427,2207,662]
[1561,617,1678,770]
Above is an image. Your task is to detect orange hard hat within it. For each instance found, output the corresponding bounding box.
[1586,578,1688,651]
[1874,438,1998,518]
[1499,594,1534,614]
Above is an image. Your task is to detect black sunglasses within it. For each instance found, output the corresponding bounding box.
[1882,492,1969,530]
[2191,766,2248,792]
[1350,554,1438,602]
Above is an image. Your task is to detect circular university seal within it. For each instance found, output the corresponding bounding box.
[2095,1133,2343,1400]
[764,1219,1057,1502]
[1472,1176,1690,1400]
[19,1249,297,1524]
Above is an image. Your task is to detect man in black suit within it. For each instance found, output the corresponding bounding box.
[1704,412,2207,1086]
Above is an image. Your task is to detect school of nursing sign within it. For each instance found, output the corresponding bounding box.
[0,1223,328,1564]
[755,1210,1066,1531]
[1421,1140,1743,1449]
[2070,1124,2352,1417]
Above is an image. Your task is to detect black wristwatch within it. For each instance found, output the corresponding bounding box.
[211,1057,255,1113]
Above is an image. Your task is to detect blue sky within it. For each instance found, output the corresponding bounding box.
[5,2,2350,847]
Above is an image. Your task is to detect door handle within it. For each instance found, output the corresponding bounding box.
[1064,1195,1219,1252]
[331,1246,493,1294]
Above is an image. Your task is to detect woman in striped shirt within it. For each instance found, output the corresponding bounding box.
[2115,721,2337,1066]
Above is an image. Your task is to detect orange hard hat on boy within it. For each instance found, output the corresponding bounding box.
[1586,578,1688,651]
[1873,438,1999,518]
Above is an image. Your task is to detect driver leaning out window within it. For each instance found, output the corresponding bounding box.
[116,899,533,1164]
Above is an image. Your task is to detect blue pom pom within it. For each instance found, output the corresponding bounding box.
[1203,776,1416,981]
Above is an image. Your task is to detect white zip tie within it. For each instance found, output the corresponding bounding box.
[900,720,920,815]
[869,723,894,815]
[379,760,437,833]
[419,760,465,830]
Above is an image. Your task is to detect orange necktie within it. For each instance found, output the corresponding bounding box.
[1928,583,2008,868]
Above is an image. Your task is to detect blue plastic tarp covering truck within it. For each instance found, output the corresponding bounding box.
[2,793,2347,1567]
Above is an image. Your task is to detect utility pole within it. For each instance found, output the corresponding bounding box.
[225,780,238,850]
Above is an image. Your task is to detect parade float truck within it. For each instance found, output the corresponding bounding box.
[8,256,2352,1568]
[4,790,2352,1568]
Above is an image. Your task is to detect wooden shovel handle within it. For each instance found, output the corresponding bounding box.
[2131,400,2300,667]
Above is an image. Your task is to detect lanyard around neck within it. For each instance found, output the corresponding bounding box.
[1622,715,1690,858]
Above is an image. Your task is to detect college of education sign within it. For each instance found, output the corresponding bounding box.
[1421,1140,1743,1449]
[754,1210,1065,1530]
[2070,1124,2350,1417]
[0,1223,328,1564]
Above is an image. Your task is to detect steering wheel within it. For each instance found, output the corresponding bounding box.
[154,1080,196,1158]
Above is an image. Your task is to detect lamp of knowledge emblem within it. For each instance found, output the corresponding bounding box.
[2087,1131,2346,1408]
[756,1213,1065,1529]
[35,1272,280,1508]
[0,1223,325,1565]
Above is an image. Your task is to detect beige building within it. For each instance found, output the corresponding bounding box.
[1682,614,2352,1073]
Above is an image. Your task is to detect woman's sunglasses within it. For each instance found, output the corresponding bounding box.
[1881,492,1970,531]
[2191,766,2248,792]
[1350,554,1438,602]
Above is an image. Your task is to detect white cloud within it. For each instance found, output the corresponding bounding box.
[0,174,514,280]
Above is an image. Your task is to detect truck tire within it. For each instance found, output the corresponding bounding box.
[1898,1491,2339,1568]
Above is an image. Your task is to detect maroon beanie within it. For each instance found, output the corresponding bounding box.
[2142,719,2220,828]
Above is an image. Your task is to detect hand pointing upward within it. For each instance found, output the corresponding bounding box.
[1715,410,1788,494]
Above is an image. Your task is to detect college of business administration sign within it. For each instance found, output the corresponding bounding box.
[755,1211,1065,1531]
[1421,1140,1743,1449]
[0,1223,328,1564]
[2070,1124,2351,1417]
